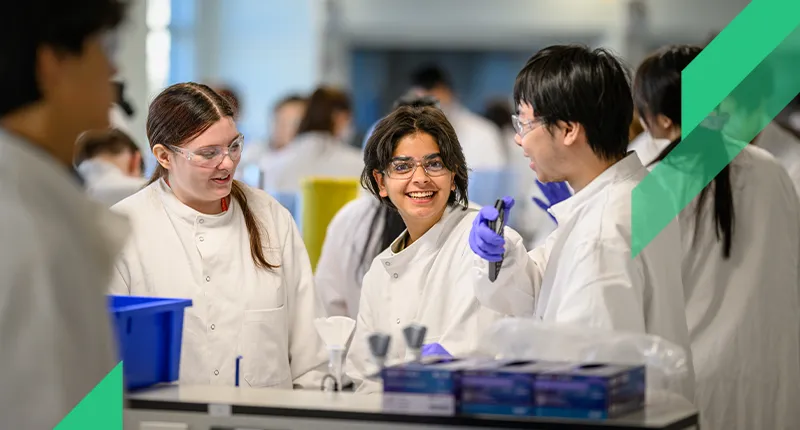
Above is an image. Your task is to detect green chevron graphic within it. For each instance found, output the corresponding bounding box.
[55,362,123,430]
[631,0,800,257]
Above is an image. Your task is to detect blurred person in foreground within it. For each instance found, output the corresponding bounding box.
[75,128,147,206]
[0,1,131,428]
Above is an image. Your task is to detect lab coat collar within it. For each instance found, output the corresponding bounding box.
[549,152,644,223]
[379,204,469,274]
[154,178,236,227]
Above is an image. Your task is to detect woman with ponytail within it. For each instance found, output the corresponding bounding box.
[110,82,326,389]
[634,45,800,430]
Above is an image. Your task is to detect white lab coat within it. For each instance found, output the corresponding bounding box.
[346,205,510,394]
[77,159,147,207]
[110,179,327,389]
[472,153,695,401]
[0,128,129,429]
[260,131,363,193]
[678,144,800,430]
[628,131,672,167]
[315,196,384,318]
[755,121,800,196]
[445,103,507,170]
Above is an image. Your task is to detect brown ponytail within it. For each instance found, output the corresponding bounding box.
[230,180,276,269]
[146,82,278,270]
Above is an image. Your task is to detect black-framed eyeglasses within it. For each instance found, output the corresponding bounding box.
[384,155,449,179]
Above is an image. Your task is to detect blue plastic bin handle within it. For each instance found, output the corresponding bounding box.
[236,355,243,387]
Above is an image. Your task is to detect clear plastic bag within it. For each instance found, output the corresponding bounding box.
[474,319,695,404]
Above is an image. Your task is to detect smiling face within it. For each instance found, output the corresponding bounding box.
[153,117,241,212]
[373,131,455,239]
[515,102,569,183]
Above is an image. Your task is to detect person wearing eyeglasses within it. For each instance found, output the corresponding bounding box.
[345,104,521,394]
[469,46,694,401]
[109,82,327,389]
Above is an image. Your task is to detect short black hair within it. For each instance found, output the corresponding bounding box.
[0,0,128,117]
[410,65,451,91]
[362,105,469,210]
[513,45,633,161]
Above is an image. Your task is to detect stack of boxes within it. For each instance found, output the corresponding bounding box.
[381,358,646,420]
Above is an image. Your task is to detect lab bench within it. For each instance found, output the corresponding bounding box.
[125,385,700,430]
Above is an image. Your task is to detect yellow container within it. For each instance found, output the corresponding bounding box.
[300,177,361,271]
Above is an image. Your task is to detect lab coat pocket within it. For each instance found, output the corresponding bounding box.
[240,306,291,388]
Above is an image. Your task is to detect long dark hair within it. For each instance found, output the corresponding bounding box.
[146,82,277,269]
[355,96,451,278]
[634,45,735,258]
[361,105,469,211]
[296,86,350,136]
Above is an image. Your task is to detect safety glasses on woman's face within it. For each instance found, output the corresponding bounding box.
[512,114,544,138]
[384,155,449,179]
[167,134,244,168]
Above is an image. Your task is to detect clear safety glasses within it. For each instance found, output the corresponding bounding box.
[512,114,544,138]
[384,155,449,179]
[167,134,245,168]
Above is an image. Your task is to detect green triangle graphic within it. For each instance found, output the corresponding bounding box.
[54,362,123,430]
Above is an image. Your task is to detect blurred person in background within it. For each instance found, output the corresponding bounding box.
[635,44,800,430]
[238,94,307,182]
[109,82,327,389]
[260,86,361,194]
[410,65,507,171]
[0,0,131,428]
[315,95,435,318]
[75,128,146,206]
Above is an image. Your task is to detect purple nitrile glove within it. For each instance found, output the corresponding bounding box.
[421,343,452,358]
[469,196,515,263]
[532,180,572,224]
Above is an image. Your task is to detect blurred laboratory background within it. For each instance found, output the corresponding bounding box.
[119,0,800,162]
[109,0,800,249]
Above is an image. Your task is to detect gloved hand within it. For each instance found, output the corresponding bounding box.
[421,343,452,358]
[532,180,572,224]
[469,196,515,262]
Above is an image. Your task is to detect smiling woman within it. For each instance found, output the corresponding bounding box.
[109,82,328,390]
[345,105,525,393]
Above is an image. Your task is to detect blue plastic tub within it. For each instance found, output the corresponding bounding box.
[108,295,193,390]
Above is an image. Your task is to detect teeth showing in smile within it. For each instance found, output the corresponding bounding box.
[408,191,434,199]
[213,175,230,181]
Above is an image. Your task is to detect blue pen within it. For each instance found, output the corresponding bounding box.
[235,355,243,387]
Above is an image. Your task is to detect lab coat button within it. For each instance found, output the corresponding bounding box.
[210,324,215,330]
[199,236,205,242]
[396,318,400,324]
[392,273,398,279]
[198,218,204,224]
[384,262,390,266]
[205,276,211,282]
[214,370,219,376]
